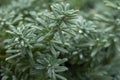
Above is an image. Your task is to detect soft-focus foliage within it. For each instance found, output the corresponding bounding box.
[0,0,120,80]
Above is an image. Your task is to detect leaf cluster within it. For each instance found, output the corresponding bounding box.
[0,0,120,80]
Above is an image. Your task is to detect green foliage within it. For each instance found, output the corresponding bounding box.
[0,0,120,80]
